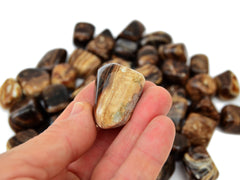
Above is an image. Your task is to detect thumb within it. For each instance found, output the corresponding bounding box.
[0,101,97,179]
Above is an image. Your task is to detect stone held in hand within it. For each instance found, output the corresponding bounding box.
[94,63,145,129]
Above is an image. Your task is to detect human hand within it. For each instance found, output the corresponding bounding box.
[0,81,175,180]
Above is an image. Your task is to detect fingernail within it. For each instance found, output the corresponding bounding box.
[70,102,85,115]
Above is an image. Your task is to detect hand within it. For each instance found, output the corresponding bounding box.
[0,81,175,180]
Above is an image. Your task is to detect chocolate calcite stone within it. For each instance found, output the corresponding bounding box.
[190,54,209,76]
[156,154,175,180]
[183,146,219,180]
[214,70,240,100]
[135,64,162,85]
[41,84,70,113]
[137,45,159,66]
[166,85,186,98]
[167,95,188,132]
[158,43,187,62]
[172,133,190,161]
[73,22,95,47]
[37,48,67,71]
[17,68,50,97]
[186,74,217,101]
[86,29,115,60]
[95,63,145,129]
[7,129,38,150]
[9,97,46,132]
[220,105,240,133]
[51,63,77,89]
[162,59,189,85]
[103,57,131,68]
[182,113,217,147]
[118,20,145,42]
[69,48,101,77]
[140,31,172,47]
[0,78,22,109]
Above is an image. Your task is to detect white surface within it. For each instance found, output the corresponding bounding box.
[0,1,240,179]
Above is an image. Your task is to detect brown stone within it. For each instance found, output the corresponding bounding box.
[104,57,131,68]
[95,63,145,129]
[166,85,186,98]
[190,54,209,76]
[137,45,159,66]
[172,133,190,161]
[156,154,175,180]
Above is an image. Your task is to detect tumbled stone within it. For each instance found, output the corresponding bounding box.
[220,105,240,133]
[214,70,239,100]
[183,146,219,180]
[167,95,188,132]
[7,129,38,150]
[118,20,145,41]
[156,153,175,180]
[41,84,70,113]
[104,57,131,68]
[51,63,77,89]
[95,63,145,129]
[37,48,67,71]
[166,85,186,98]
[186,74,217,101]
[86,29,115,60]
[190,54,209,76]
[140,31,172,47]
[137,45,159,66]
[0,78,22,109]
[69,48,101,77]
[172,133,190,161]
[17,68,50,97]
[182,113,217,147]
[9,97,46,132]
[73,22,95,47]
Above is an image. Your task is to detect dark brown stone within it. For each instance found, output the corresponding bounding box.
[7,129,38,150]
[17,68,50,97]
[86,29,115,60]
[214,70,239,100]
[162,59,189,85]
[140,31,172,48]
[9,97,46,132]
[137,45,159,66]
[183,146,219,180]
[166,85,186,98]
[186,74,217,101]
[135,64,162,84]
[182,113,217,147]
[118,20,145,41]
[220,105,240,134]
[103,57,131,68]
[190,54,209,76]
[41,84,70,113]
[156,154,175,180]
[167,95,188,132]
[73,22,95,47]
[37,49,67,71]
[51,63,77,89]
[172,133,190,161]
[158,43,187,62]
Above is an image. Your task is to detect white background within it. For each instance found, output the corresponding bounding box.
[0,1,240,179]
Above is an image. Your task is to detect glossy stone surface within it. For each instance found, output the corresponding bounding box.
[73,22,95,47]
[103,57,131,68]
[0,78,22,109]
[37,48,67,71]
[190,54,209,76]
[182,113,217,147]
[95,63,145,129]
[172,133,190,161]
[118,20,145,41]
[186,74,217,101]
[183,146,219,180]
[51,63,77,89]
[220,105,240,133]
[9,97,46,132]
[7,129,38,150]
[41,84,70,113]
[140,31,172,47]
[69,48,101,77]
[135,64,162,84]
[86,29,115,60]
[167,95,188,132]
[214,70,239,100]
[17,68,50,97]
[158,43,187,62]
[137,45,159,66]
[156,154,175,180]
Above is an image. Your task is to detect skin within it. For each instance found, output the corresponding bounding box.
[0,81,175,180]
